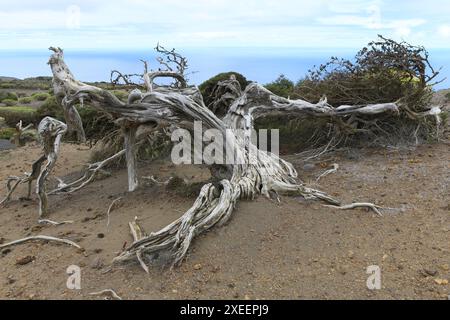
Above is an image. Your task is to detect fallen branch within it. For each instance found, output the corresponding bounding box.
[89,289,122,300]
[323,202,386,216]
[106,197,123,228]
[316,163,339,182]
[0,235,82,250]
[38,219,74,226]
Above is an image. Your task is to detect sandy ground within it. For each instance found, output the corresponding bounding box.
[0,137,448,300]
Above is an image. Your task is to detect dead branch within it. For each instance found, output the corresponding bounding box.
[316,163,339,182]
[89,289,122,300]
[0,235,82,250]
[106,197,123,228]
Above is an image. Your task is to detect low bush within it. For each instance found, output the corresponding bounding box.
[0,127,16,140]
[36,96,64,120]
[2,99,18,106]
[264,75,295,98]
[0,91,18,102]
[18,96,33,104]
[0,106,39,127]
[199,72,249,107]
[32,92,51,101]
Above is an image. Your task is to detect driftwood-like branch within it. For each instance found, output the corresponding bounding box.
[89,289,123,300]
[316,163,339,182]
[0,235,81,250]
[37,117,67,217]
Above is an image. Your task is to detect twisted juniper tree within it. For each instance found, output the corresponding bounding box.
[43,43,443,271]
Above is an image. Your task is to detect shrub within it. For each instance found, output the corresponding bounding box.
[2,99,18,106]
[294,36,436,112]
[199,72,249,107]
[445,92,450,102]
[0,91,18,102]
[112,90,129,102]
[0,127,16,140]
[32,92,51,101]
[0,106,39,127]
[264,75,295,98]
[18,96,33,104]
[36,96,64,120]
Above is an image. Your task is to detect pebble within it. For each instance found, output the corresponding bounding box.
[302,163,315,172]
[16,255,35,265]
[434,278,449,285]
[193,263,202,270]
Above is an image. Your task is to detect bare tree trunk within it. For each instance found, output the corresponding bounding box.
[36,117,67,217]
[122,124,139,192]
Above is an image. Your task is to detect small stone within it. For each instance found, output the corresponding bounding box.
[302,163,315,172]
[440,264,449,271]
[16,255,35,265]
[97,233,105,239]
[423,268,438,277]
[244,294,250,300]
[348,250,355,259]
[172,289,178,293]
[193,263,202,270]
[434,278,449,285]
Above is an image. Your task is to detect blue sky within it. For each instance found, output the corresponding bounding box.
[1,0,450,50]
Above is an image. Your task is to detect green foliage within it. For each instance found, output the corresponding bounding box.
[0,106,38,127]
[0,77,52,90]
[2,99,18,106]
[77,106,116,142]
[199,72,249,107]
[0,91,18,102]
[111,90,129,102]
[36,96,64,119]
[0,127,16,140]
[264,75,295,98]
[31,92,51,101]
[18,96,33,104]
[294,36,436,112]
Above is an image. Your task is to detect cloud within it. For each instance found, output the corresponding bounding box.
[0,0,448,49]
[438,24,450,38]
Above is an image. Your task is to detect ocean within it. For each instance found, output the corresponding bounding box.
[0,47,449,89]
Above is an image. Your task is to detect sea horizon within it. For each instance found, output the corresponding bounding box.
[1,47,449,89]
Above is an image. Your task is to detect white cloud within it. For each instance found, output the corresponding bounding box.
[0,0,448,49]
[438,24,450,38]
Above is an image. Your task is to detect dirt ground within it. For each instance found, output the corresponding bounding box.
[0,137,448,300]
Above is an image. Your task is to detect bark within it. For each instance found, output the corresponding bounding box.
[36,117,67,217]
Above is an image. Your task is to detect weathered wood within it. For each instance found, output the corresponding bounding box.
[46,47,442,270]
[36,117,67,217]
[122,124,139,192]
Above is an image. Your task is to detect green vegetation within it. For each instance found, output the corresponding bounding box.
[0,127,16,140]
[36,96,63,119]
[18,96,33,104]
[0,91,18,102]
[2,99,18,106]
[0,106,38,127]
[0,77,52,90]
[31,92,51,101]
[264,75,295,98]
[199,72,249,107]
[111,90,129,102]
